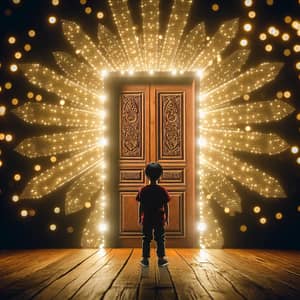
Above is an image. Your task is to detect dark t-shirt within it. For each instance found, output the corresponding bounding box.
[136,184,170,226]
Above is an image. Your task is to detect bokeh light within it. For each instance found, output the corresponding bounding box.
[49,224,57,231]
[48,16,57,24]
[240,225,248,232]
[259,217,267,224]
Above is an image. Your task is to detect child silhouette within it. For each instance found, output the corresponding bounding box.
[136,162,170,267]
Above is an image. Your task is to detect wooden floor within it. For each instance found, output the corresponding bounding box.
[0,249,300,299]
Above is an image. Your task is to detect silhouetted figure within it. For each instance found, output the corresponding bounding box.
[136,162,170,267]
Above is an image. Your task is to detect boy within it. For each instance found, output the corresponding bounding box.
[136,162,170,267]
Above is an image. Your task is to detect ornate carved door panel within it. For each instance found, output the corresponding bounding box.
[118,83,195,247]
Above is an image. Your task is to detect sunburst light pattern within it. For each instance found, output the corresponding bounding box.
[11,0,294,248]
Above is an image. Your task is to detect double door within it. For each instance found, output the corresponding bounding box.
[118,83,195,247]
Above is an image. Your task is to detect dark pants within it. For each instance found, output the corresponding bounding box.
[142,223,166,258]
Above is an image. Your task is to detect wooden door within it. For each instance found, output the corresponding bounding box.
[118,83,195,247]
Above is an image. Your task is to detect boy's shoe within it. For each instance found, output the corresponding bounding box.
[140,258,149,267]
[158,257,168,267]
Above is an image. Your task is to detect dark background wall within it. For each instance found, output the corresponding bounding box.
[0,0,300,248]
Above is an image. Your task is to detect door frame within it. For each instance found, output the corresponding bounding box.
[105,74,198,248]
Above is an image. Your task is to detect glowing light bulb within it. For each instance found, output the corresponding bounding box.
[100,69,108,78]
[98,137,108,146]
[98,223,108,232]
[171,69,177,76]
[196,69,204,78]
[197,222,207,232]
[198,137,207,147]
[99,94,107,102]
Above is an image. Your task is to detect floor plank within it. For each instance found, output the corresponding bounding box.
[138,250,177,300]
[0,249,78,292]
[35,248,114,299]
[167,249,211,300]
[248,249,300,275]
[71,248,133,300]
[138,250,157,300]
[226,250,300,293]
[103,248,141,300]
[177,249,245,299]
[200,249,277,300]
[210,249,300,299]
[155,260,177,300]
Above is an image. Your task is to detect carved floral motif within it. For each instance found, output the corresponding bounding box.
[160,93,183,158]
[120,93,143,158]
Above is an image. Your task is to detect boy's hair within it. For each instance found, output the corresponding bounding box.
[145,162,163,181]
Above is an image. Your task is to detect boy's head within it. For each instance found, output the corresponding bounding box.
[145,162,163,181]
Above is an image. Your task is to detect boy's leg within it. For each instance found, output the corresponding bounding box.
[142,224,153,258]
[154,224,166,258]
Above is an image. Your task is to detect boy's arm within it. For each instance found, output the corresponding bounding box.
[138,202,142,225]
[164,202,169,225]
